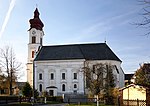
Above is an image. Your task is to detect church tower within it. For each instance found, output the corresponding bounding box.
[27,8,44,87]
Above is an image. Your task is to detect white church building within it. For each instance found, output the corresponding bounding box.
[27,8,124,96]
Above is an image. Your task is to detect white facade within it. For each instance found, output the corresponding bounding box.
[34,60,85,96]
[34,59,124,96]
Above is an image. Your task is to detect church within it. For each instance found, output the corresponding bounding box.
[27,8,124,96]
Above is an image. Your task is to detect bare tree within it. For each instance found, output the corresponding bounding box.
[82,62,115,96]
[135,0,150,35]
[0,46,22,95]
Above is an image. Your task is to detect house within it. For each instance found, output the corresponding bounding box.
[119,84,150,106]
[0,74,17,95]
[0,75,9,95]
[26,8,124,96]
[124,74,134,86]
[13,82,26,95]
[126,63,150,85]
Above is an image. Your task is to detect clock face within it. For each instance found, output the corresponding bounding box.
[32,30,36,35]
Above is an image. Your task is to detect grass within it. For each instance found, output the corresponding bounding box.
[46,101,62,104]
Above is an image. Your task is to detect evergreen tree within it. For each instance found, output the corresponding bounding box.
[22,82,32,97]
[135,63,150,87]
[104,64,116,105]
[34,89,39,99]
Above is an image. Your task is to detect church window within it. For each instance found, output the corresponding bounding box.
[74,84,77,88]
[74,90,77,94]
[39,84,42,92]
[32,36,36,43]
[62,84,65,91]
[32,51,34,58]
[74,73,77,79]
[62,73,65,80]
[39,73,42,80]
[50,73,54,80]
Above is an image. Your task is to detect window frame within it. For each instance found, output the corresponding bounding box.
[62,73,65,80]
[39,84,42,92]
[50,73,54,80]
[73,73,77,79]
[62,84,65,91]
[74,84,77,88]
[32,36,36,43]
[39,73,42,80]
[32,51,34,58]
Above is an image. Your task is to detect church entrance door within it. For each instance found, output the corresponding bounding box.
[49,90,54,96]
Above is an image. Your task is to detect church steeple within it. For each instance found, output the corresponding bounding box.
[29,8,44,31]
[27,8,44,87]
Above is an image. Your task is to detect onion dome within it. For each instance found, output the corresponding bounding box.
[29,8,44,31]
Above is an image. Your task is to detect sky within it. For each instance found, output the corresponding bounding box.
[0,0,150,81]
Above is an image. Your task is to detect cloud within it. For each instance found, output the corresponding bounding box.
[72,9,138,42]
[0,0,16,38]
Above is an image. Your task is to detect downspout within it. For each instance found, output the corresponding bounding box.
[33,60,35,101]
[84,60,86,95]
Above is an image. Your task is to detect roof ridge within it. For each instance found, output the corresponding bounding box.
[42,43,105,47]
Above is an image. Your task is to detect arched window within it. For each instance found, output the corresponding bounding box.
[62,73,65,79]
[50,73,54,80]
[32,51,34,58]
[62,84,65,91]
[39,84,42,92]
[32,36,36,43]
[74,73,77,79]
[39,73,42,80]
[74,84,77,88]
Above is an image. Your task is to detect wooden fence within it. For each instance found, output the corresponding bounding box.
[122,99,146,106]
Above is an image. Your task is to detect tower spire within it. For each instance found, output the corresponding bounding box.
[36,4,38,8]
[29,8,44,31]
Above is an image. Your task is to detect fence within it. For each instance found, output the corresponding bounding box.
[0,96,62,104]
[122,99,146,106]
[66,98,102,104]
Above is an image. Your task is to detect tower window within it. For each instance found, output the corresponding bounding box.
[32,36,36,43]
[40,38,42,45]
[62,73,65,80]
[39,73,42,80]
[39,84,42,92]
[62,84,65,91]
[74,73,77,79]
[32,51,34,58]
[50,73,54,80]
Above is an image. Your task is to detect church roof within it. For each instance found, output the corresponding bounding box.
[34,43,122,62]
[125,74,134,81]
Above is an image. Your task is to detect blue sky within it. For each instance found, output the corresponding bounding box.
[0,0,150,81]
